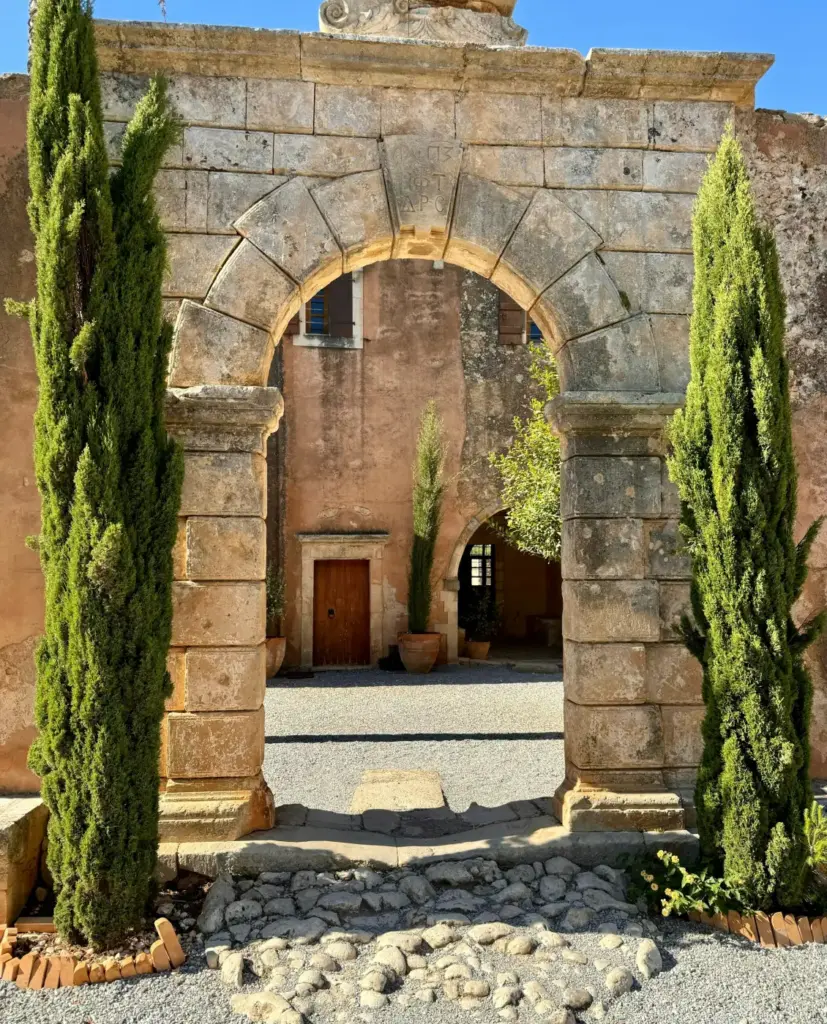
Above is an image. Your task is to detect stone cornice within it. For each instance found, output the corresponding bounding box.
[546,392,685,436]
[94,20,773,106]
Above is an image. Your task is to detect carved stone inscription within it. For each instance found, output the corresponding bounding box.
[383,135,464,259]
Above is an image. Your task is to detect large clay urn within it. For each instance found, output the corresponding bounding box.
[398,633,441,674]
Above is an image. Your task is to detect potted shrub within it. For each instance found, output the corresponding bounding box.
[464,590,500,661]
[398,401,446,674]
[266,565,286,677]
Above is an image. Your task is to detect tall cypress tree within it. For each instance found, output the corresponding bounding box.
[10,0,182,946]
[668,127,823,909]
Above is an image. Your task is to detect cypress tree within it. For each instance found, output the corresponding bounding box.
[408,401,446,634]
[11,0,182,946]
[668,127,823,908]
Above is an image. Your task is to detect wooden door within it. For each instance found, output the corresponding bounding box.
[313,559,371,666]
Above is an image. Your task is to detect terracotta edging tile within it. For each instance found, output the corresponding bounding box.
[119,956,137,978]
[135,952,154,975]
[72,961,89,986]
[150,938,171,971]
[44,956,62,989]
[29,956,48,990]
[2,957,20,982]
[154,918,186,968]
[103,958,121,982]
[16,952,37,988]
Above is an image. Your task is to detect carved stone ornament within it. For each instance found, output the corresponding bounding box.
[319,0,528,46]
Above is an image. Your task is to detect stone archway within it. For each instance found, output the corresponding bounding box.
[161,133,702,842]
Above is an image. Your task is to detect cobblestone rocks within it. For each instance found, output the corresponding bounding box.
[193,856,667,1022]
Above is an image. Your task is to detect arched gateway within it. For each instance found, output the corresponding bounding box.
[94,2,773,842]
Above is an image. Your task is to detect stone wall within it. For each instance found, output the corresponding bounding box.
[737,109,827,775]
[0,75,41,795]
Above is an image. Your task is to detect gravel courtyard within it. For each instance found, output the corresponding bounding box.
[262,665,566,816]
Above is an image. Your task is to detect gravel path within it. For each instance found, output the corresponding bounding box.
[263,665,565,813]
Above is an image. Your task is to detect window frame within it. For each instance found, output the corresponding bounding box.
[295,270,364,350]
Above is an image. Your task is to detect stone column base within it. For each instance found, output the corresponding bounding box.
[554,775,688,832]
[159,773,275,842]
[0,796,48,926]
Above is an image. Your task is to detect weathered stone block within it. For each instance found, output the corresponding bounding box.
[643,151,708,192]
[462,146,544,187]
[381,88,456,137]
[444,174,530,278]
[659,582,692,641]
[662,706,705,767]
[601,252,694,316]
[165,708,265,778]
[652,101,732,152]
[644,520,691,579]
[457,93,542,146]
[246,80,315,133]
[312,171,394,272]
[545,147,643,190]
[557,315,660,392]
[491,191,601,310]
[565,642,646,705]
[171,582,266,647]
[172,519,187,580]
[662,462,681,517]
[566,702,664,769]
[562,581,661,643]
[562,518,645,580]
[160,74,247,127]
[170,301,272,388]
[186,517,266,581]
[159,773,275,842]
[163,234,239,299]
[562,456,663,519]
[104,121,184,167]
[235,179,343,299]
[185,647,266,712]
[562,191,694,253]
[315,84,381,137]
[166,648,187,711]
[180,452,266,516]
[101,71,148,120]
[645,644,703,705]
[542,98,651,149]
[155,170,208,232]
[539,254,628,344]
[383,136,463,259]
[206,172,286,234]
[184,127,274,173]
[205,240,300,334]
[0,798,48,928]
[272,135,380,177]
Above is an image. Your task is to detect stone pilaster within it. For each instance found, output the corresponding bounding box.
[160,385,283,841]
[548,391,703,832]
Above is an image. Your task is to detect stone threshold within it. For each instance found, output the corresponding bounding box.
[163,820,699,881]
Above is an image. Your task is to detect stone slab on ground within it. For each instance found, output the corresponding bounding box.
[173,825,699,878]
[0,798,48,927]
[349,770,447,814]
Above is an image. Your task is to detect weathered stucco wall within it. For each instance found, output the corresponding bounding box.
[0,75,41,795]
[280,260,539,666]
[738,109,827,775]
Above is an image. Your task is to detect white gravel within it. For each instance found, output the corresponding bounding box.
[263,665,565,812]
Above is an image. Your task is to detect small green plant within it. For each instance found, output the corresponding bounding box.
[266,565,286,637]
[462,590,501,643]
[489,344,562,563]
[805,801,827,870]
[630,851,747,919]
[408,401,446,634]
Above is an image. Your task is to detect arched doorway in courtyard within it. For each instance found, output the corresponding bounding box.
[162,134,701,843]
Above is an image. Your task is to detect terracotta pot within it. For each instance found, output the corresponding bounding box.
[466,640,491,661]
[266,637,287,677]
[398,633,441,675]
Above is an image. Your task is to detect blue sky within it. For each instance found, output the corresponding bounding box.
[2,0,825,114]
